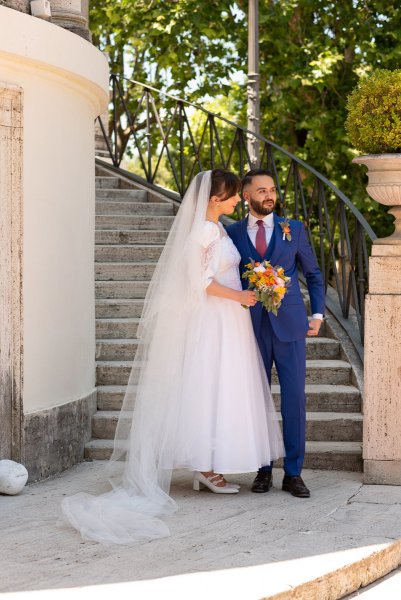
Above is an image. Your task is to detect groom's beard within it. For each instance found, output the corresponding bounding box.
[249,196,276,216]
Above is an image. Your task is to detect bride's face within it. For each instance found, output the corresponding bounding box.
[215,192,241,215]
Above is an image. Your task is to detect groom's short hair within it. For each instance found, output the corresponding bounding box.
[242,169,274,191]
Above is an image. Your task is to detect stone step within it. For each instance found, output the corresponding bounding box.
[315,320,335,339]
[85,438,118,460]
[96,215,174,230]
[305,412,362,442]
[95,280,149,299]
[95,229,169,245]
[96,361,132,385]
[95,359,352,386]
[293,441,362,472]
[96,384,361,413]
[91,409,362,442]
[93,282,341,310]
[91,410,121,438]
[84,438,362,471]
[276,384,361,412]
[97,385,128,410]
[95,262,156,281]
[302,360,352,384]
[96,189,148,201]
[95,337,341,362]
[96,319,139,339]
[96,339,140,360]
[96,299,145,319]
[302,337,341,360]
[96,201,174,216]
[95,245,163,263]
[96,176,119,189]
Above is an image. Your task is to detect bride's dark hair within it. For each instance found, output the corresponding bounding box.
[210,169,241,201]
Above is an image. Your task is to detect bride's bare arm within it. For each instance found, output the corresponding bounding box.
[206,281,257,306]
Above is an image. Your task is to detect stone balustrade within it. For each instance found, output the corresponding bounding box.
[0,0,90,40]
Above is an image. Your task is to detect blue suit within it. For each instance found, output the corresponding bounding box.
[227,214,325,476]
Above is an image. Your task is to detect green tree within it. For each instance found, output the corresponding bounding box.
[90,0,243,96]
[91,0,401,237]
[246,0,401,236]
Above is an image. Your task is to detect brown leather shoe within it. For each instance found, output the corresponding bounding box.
[282,475,310,498]
[251,471,272,493]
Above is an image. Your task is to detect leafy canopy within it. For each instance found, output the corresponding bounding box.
[90,0,401,237]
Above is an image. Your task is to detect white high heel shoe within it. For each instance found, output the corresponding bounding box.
[193,472,239,494]
[219,474,240,490]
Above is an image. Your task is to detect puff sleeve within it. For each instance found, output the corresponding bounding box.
[200,222,221,289]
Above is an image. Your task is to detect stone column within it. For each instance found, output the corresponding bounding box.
[0,1,29,12]
[364,244,401,484]
[0,83,23,462]
[50,0,90,41]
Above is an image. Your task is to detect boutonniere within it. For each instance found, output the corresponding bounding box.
[279,218,292,241]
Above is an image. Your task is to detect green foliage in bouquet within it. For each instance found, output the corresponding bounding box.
[345,70,401,154]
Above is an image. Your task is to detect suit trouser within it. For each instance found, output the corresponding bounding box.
[256,312,306,477]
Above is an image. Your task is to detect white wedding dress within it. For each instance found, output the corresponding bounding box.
[61,171,284,545]
[174,220,284,473]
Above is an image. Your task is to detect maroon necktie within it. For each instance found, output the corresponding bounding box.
[255,219,267,257]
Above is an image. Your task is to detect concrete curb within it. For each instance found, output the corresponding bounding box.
[268,539,401,599]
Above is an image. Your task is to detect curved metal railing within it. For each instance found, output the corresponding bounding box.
[96,74,376,346]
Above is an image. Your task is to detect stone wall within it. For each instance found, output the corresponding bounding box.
[0,5,108,480]
[23,391,97,481]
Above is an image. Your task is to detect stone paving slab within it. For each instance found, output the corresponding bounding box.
[1,462,401,598]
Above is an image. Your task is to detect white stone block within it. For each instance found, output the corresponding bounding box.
[0,460,28,495]
[30,0,52,20]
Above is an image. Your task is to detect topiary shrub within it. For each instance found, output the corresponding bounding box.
[345,69,401,154]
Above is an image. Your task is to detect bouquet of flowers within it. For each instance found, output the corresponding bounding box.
[242,259,291,315]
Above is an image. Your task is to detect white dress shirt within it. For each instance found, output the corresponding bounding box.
[247,212,275,248]
[247,212,323,321]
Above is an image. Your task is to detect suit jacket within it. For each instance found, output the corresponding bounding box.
[226,214,325,342]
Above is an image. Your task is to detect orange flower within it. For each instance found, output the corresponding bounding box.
[283,226,291,234]
[261,274,276,286]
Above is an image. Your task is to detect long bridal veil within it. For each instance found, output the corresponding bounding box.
[61,171,215,544]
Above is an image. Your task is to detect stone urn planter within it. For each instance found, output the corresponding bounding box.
[346,69,401,244]
[353,154,401,244]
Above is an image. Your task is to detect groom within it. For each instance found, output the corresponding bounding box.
[227,169,325,498]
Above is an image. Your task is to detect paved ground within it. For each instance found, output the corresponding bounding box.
[1,462,401,599]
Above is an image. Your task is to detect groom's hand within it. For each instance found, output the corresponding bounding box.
[307,319,322,337]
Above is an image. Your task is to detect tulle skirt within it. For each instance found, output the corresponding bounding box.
[172,294,284,473]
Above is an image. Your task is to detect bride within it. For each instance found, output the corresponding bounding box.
[61,169,284,545]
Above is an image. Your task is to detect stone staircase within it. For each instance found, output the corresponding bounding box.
[86,166,363,471]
